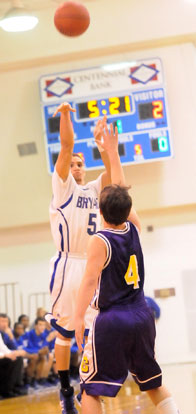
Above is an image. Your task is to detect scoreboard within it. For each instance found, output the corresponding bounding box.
[39,58,172,174]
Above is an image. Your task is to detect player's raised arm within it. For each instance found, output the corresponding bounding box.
[53,102,76,181]
[127,206,141,233]
[99,122,125,186]
[100,122,141,232]
[94,116,111,189]
[74,235,106,352]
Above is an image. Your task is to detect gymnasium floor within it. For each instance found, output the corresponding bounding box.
[0,363,196,414]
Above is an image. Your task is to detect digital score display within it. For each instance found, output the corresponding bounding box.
[39,58,172,174]
[138,101,163,120]
[77,96,132,119]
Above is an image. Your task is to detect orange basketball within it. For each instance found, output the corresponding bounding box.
[54,1,90,37]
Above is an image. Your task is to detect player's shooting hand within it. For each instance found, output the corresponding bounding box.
[53,102,76,117]
[99,122,118,154]
[75,318,85,353]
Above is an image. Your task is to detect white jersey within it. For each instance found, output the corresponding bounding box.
[49,169,102,254]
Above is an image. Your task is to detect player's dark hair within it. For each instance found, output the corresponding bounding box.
[35,317,46,325]
[100,185,132,225]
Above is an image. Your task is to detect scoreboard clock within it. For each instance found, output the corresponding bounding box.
[39,58,172,174]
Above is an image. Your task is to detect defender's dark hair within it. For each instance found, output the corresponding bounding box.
[99,185,132,225]
[35,317,46,325]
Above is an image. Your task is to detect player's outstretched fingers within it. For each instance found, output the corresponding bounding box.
[102,114,107,123]
[109,122,114,136]
[114,126,118,138]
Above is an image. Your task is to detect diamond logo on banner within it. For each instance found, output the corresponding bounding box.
[44,77,74,97]
[129,64,159,84]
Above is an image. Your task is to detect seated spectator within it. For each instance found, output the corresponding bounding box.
[30,308,47,330]
[0,315,27,398]
[13,322,25,348]
[17,314,30,346]
[44,321,57,352]
[27,317,54,386]
[18,314,30,332]
[43,321,58,384]
[36,307,47,319]
[13,322,40,387]
[0,313,17,350]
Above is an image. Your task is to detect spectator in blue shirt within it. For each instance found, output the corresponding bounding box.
[27,317,54,385]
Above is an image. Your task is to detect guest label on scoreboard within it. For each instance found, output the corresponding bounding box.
[39,58,172,174]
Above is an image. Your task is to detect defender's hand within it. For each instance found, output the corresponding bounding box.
[99,122,118,154]
[75,318,85,353]
[94,115,107,143]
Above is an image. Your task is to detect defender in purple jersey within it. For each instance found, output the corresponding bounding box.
[74,124,180,414]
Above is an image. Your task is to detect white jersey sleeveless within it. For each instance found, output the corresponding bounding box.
[49,169,102,335]
[49,169,102,254]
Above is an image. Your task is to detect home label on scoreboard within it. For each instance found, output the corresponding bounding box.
[39,58,172,174]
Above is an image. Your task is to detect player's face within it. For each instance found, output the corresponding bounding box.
[71,156,85,185]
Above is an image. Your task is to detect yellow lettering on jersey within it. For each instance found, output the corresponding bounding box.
[81,355,89,373]
[124,254,140,289]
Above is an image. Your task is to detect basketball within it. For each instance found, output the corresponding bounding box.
[54,1,90,37]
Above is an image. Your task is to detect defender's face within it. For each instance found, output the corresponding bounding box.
[71,156,85,185]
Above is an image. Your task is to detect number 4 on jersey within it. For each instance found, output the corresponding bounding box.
[124,254,140,289]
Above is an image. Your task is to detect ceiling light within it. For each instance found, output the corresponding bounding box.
[0,1,38,32]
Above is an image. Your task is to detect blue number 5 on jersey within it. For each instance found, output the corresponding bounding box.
[87,213,97,235]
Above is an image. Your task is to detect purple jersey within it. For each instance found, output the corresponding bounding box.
[80,221,162,396]
[92,221,145,310]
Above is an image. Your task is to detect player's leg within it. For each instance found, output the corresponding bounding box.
[81,391,102,414]
[48,258,87,413]
[74,302,97,406]
[55,333,71,389]
[147,386,180,413]
[55,333,77,414]
[129,309,180,414]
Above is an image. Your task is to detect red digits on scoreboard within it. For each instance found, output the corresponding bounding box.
[152,101,163,118]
